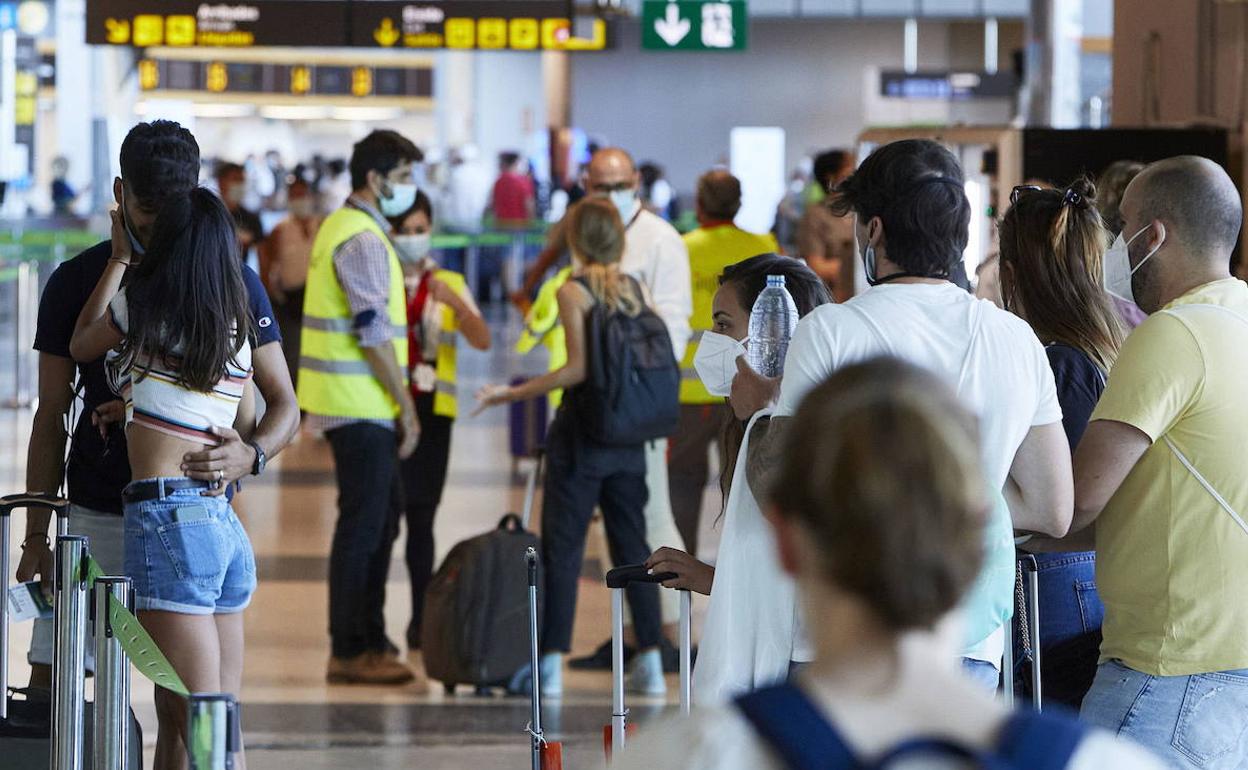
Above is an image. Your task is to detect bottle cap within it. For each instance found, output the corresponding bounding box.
[766,274,785,288]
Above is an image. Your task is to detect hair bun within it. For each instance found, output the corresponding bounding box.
[1065,178,1097,210]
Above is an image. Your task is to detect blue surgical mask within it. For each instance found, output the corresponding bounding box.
[380,182,418,218]
[608,189,639,222]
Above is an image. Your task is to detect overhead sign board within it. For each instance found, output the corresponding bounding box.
[879,71,1017,100]
[641,1,746,52]
[86,0,611,51]
[138,58,433,100]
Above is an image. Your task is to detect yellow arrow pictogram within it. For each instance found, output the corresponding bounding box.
[374,17,400,47]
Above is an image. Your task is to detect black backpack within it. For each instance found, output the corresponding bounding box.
[567,276,680,446]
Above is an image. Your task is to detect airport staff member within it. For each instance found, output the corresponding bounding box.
[298,129,423,686]
[670,170,777,557]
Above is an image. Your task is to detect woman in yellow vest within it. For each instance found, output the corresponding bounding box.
[388,191,491,689]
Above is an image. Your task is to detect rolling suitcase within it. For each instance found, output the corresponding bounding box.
[0,492,143,768]
[1003,553,1042,710]
[509,377,548,465]
[422,455,544,694]
[602,564,692,761]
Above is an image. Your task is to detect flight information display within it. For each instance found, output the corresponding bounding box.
[137,57,435,99]
[86,0,611,51]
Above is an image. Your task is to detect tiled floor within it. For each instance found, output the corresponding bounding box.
[1,307,721,769]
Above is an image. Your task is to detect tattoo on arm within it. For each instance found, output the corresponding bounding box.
[745,416,789,502]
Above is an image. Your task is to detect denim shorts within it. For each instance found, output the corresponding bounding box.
[123,479,256,615]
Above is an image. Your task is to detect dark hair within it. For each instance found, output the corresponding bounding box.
[215,161,245,181]
[1095,160,1145,235]
[327,158,347,176]
[119,121,200,209]
[349,130,423,191]
[812,149,850,188]
[999,179,1124,373]
[117,187,252,392]
[717,254,832,503]
[499,151,520,169]
[387,189,435,232]
[697,170,743,221]
[828,139,970,279]
[771,357,988,632]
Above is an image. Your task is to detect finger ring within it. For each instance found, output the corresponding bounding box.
[214,469,224,486]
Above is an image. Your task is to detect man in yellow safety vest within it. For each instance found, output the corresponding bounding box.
[298,130,423,686]
[670,170,778,556]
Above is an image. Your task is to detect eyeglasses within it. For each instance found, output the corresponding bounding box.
[1010,184,1084,208]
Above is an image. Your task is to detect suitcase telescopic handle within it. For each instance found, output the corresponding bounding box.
[0,492,70,517]
[605,564,677,589]
[526,547,539,588]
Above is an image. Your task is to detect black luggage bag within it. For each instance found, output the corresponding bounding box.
[421,456,543,694]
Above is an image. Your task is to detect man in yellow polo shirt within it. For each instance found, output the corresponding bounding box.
[669,170,777,556]
[1067,156,1248,767]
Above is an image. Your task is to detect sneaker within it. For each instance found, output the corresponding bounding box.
[507,652,563,697]
[405,650,431,695]
[625,649,666,696]
[569,639,635,671]
[326,652,415,685]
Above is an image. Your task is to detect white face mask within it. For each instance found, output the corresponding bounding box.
[608,189,639,222]
[1104,223,1164,305]
[693,331,748,397]
[287,198,315,219]
[379,181,418,218]
[393,233,433,266]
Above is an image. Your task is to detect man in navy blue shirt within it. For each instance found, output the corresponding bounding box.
[16,121,300,685]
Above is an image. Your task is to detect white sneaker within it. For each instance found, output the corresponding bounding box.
[625,648,667,696]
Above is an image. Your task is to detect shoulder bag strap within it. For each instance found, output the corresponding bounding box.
[1156,304,1248,536]
[736,683,858,770]
[994,709,1087,770]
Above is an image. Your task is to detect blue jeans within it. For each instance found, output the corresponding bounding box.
[1082,660,1248,769]
[1013,551,1104,708]
[961,657,1001,691]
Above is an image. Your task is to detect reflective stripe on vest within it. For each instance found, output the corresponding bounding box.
[296,206,409,420]
[429,269,466,419]
[303,316,407,337]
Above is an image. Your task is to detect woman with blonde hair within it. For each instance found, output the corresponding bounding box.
[477,198,668,697]
[611,358,1164,770]
[998,179,1125,708]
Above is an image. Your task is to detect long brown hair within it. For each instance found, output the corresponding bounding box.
[568,198,643,317]
[998,179,1124,374]
[717,255,832,505]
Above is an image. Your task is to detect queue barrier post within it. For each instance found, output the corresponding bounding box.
[187,693,241,770]
[52,535,89,770]
[94,576,134,770]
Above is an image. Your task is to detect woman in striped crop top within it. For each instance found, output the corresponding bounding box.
[71,186,259,768]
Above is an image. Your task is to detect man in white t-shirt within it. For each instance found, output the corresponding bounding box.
[733,139,1073,686]
[584,148,692,640]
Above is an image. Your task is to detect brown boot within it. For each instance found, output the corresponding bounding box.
[327,652,415,685]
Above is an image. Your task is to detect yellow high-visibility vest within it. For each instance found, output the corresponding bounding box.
[423,269,467,419]
[297,206,408,419]
[680,224,779,404]
[516,267,571,410]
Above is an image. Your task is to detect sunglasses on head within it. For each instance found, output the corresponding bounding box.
[1010,184,1084,208]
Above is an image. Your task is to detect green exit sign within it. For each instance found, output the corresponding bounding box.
[641,1,747,51]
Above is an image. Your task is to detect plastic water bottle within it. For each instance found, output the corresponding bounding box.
[747,275,799,377]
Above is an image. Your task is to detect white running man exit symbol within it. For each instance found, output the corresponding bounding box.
[701,3,734,48]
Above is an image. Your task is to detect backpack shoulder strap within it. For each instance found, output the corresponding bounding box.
[994,709,1087,770]
[736,683,858,770]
